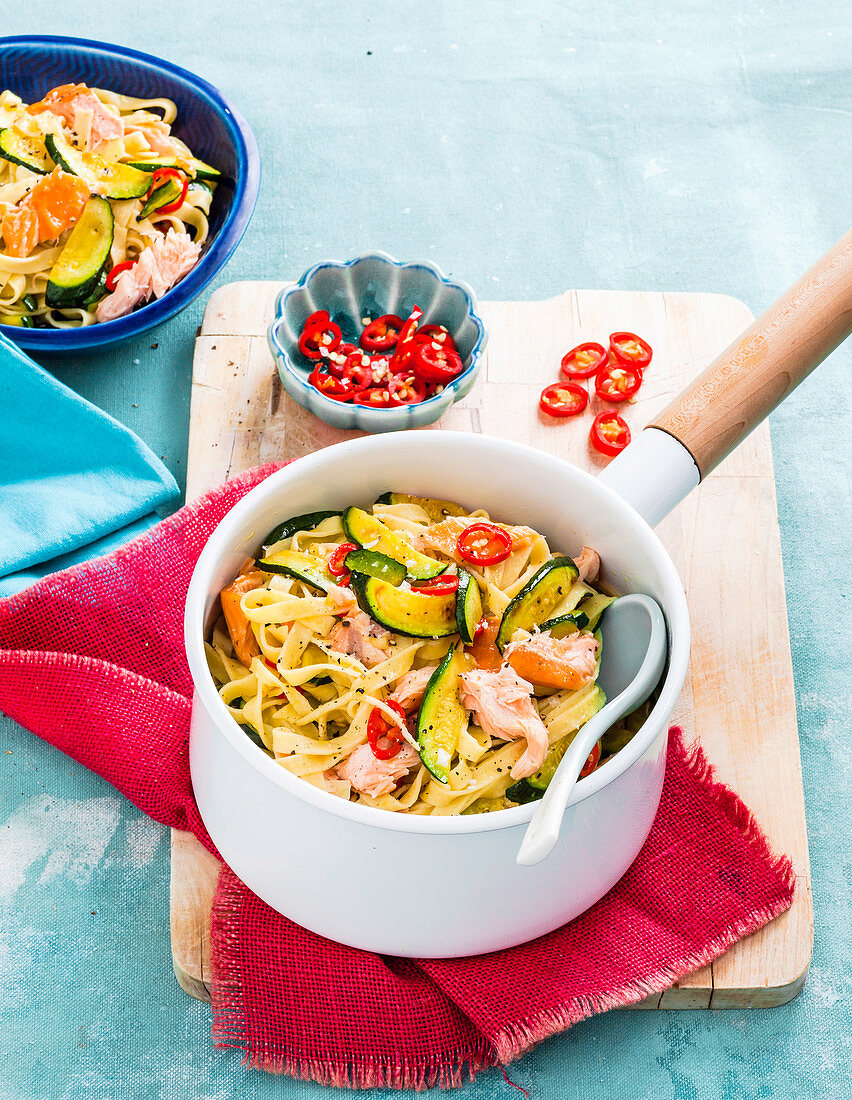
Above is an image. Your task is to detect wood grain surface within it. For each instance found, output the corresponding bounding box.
[171,280,812,1010]
[651,228,852,476]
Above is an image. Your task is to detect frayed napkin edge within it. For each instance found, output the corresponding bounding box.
[489,727,797,1064]
[209,867,495,1090]
[204,727,796,1089]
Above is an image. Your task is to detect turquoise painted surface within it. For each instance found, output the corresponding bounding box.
[1,2,850,1097]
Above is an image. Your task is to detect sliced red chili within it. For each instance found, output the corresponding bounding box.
[388,372,427,405]
[579,740,601,778]
[560,341,607,380]
[396,305,422,346]
[456,522,512,566]
[389,340,418,375]
[328,542,358,579]
[146,167,189,214]
[299,319,342,360]
[590,410,631,457]
[412,342,464,384]
[105,259,136,292]
[308,368,354,401]
[367,699,408,760]
[539,381,588,418]
[325,342,357,378]
[360,314,403,352]
[303,310,330,331]
[157,174,189,214]
[594,361,642,403]
[609,331,652,370]
[415,324,457,352]
[352,387,402,408]
[148,166,182,191]
[315,322,343,352]
[409,573,459,595]
[299,330,322,359]
[341,351,374,390]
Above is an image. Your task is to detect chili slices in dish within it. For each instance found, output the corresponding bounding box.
[299,305,465,408]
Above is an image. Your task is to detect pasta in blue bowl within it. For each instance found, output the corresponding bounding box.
[0,36,259,352]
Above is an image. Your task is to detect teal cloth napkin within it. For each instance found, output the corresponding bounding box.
[0,333,179,595]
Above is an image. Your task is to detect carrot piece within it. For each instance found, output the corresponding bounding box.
[220,571,265,667]
[506,634,598,690]
[506,647,588,690]
[464,615,503,671]
[27,169,89,239]
[27,83,89,118]
[1,170,90,257]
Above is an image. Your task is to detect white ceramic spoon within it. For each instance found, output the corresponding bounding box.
[516,593,668,866]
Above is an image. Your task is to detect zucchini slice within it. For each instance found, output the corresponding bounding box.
[188,156,221,181]
[45,197,114,308]
[262,510,341,550]
[124,156,179,172]
[0,128,51,174]
[505,778,542,805]
[417,643,472,783]
[45,132,151,199]
[600,726,635,757]
[138,176,183,219]
[496,557,580,651]
[256,548,336,592]
[460,796,512,815]
[343,506,444,580]
[344,549,406,586]
[82,268,109,309]
[574,592,615,631]
[124,155,219,181]
[538,610,589,638]
[455,567,482,643]
[374,492,467,523]
[350,573,458,637]
[239,721,273,757]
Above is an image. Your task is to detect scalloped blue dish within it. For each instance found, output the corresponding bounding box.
[0,35,260,353]
[268,253,488,433]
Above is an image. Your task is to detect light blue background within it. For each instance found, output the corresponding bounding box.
[1,3,850,1098]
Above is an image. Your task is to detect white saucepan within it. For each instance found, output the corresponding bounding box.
[185,231,851,957]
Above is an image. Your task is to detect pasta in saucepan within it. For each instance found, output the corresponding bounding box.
[206,493,639,817]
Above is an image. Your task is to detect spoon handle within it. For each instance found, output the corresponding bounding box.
[650,228,852,477]
[515,720,604,866]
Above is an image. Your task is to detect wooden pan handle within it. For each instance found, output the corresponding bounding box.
[650,229,852,478]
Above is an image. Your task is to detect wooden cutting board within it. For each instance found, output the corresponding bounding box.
[171,280,812,1008]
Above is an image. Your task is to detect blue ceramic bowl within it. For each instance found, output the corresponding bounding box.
[0,35,260,353]
[268,253,488,433]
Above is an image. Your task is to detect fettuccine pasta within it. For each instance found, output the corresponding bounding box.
[0,83,220,328]
[207,493,637,816]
